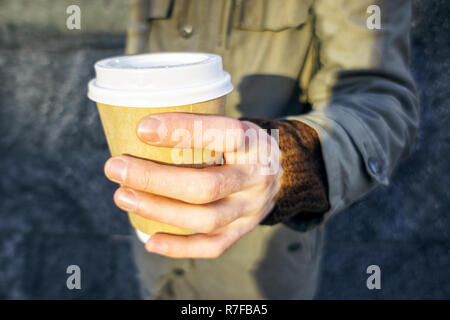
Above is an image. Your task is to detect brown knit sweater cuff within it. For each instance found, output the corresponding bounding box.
[240,118,330,226]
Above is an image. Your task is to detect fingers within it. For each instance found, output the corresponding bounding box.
[114,187,257,233]
[136,113,248,152]
[105,155,265,204]
[144,216,259,258]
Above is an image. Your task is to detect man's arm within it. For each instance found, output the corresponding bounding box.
[105,0,420,257]
[253,0,419,229]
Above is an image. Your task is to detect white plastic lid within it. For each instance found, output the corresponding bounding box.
[88,52,233,108]
[135,230,151,243]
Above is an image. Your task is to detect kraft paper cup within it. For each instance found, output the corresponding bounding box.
[88,53,233,242]
[96,98,225,238]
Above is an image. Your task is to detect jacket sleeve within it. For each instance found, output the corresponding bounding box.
[288,0,420,223]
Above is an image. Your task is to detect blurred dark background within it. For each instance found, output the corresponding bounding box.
[0,0,449,299]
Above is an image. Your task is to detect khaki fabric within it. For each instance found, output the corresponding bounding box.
[127,0,419,225]
[125,0,419,299]
[133,223,324,299]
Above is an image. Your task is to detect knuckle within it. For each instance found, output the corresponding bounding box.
[227,120,246,151]
[208,245,225,258]
[201,212,219,233]
[200,222,215,234]
[195,174,221,203]
[137,169,153,191]
[236,121,247,147]
[190,206,221,233]
[210,235,232,258]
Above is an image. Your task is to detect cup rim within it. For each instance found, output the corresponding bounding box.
[87,52,233,108]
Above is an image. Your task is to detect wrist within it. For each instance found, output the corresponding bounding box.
[240,117,330,226]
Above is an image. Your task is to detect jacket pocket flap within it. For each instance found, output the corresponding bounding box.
[233,0,312,31]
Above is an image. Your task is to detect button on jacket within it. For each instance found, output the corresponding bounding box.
[126,0,419,228]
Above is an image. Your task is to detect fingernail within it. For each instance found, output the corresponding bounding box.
[116,189,137,212]
[105,158,127,183]
[146,240,168,253]
[137,117,162,142]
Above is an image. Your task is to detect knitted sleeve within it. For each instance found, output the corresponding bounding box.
[240,118,330,226]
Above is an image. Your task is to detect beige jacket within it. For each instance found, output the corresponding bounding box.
[125,0,419,226]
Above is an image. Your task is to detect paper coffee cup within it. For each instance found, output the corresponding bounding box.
[88,53,233,240]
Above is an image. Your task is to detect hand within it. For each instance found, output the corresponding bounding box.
[104,113,282,258]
